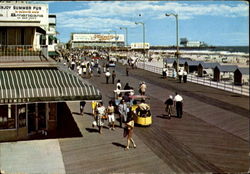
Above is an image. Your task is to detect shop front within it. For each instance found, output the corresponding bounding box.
[0,68,101,142]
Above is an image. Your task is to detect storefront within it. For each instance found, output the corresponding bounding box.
[0,67,102,142]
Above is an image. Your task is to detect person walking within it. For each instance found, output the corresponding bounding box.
[162,67,167,79]
[97,65,101,76]
[105,70,111,84]
[164,95,173,118]
[124,110,136,150]
[106,101,115,130]
[112,70,116,84]
[139,82,147,95]
[91,100,97,116]
[183,70,188,83]
[178,69,183,83]
[95,102,106,134]
[126,66,129,76]
[80,101,86,115]
[118,99,128,128]
[116,79,122,89]
[173,92,183,118]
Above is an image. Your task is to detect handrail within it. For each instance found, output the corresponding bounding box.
[0,45,48,62]
[136,62,249,96]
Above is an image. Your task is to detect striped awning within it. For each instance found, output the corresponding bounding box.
[0,68,101,104]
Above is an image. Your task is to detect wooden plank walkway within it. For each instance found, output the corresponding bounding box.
[83,61,249,173]
[59,102,172,174]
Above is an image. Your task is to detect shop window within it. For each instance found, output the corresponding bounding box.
[18,104,26,128]
[0,105,16,129]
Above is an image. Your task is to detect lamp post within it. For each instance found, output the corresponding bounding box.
[135,22,145,69]
[165,13,179,72]
[119,27,128,47]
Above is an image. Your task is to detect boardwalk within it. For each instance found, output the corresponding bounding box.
[1,60,248,173]
[80,61,249,173]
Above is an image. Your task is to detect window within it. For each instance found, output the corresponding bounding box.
[0,105,16,129]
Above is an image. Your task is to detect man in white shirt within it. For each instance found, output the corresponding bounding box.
[173,92,183,118]
[178,69,183,83]
[105,70,111,84]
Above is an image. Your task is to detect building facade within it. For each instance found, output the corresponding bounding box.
[0,1,101,142]
[69,33,125,48]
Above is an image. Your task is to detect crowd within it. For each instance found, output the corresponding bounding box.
[64,48,184,150]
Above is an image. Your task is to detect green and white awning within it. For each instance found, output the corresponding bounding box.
[0,68,101,104]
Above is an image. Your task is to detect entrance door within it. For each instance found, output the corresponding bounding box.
[28,103,47,134]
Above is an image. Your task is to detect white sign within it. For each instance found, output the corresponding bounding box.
[73,34,125,42]
[0,3,48,27]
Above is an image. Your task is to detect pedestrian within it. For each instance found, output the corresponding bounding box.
[173,92,183,118]
[103,64,106,73]
[124,110,136,150]
[105,70,111,84]
[164,95,173,118]
[112,70,116,84]
[162,67,167,78]
[71,60,76,70]
[116,79,122,89]
[106,100,115,130]
[173,69,177,79]
[80,101,86,115]
[126,66,129,76]
[183,70,187,83]
[95,102,106,134]
[82,65,87,75]
[97,65,101,76]
[139,82,147,95]
[178,69,183,83]
[91,100,97,116]
[118,99,128,128]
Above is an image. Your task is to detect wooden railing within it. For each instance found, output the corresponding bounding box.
[136,61,249,96]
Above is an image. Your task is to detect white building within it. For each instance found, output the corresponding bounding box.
[130,42,150,50]
[69,33,125,48]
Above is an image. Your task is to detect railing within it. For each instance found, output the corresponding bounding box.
[136,62,249,96]
[0,45,48,62]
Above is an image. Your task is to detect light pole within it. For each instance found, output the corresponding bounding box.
[135,22,145,69]
[165,13,179,72]
[119,27,128,47]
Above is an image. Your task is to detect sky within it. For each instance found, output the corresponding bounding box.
[34,1,249,46]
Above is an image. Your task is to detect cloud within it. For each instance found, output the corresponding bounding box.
[56,1,248,28]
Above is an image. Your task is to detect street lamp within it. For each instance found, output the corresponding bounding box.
[165,13,179,72]
[119,27,128,47]
[135,21,145,69]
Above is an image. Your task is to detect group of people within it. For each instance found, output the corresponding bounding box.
[91,100,136,150]
[178,69,188,83]
[164,92,184,119]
